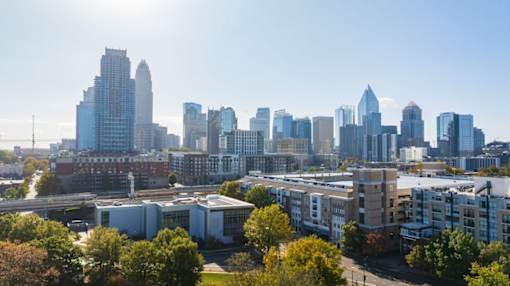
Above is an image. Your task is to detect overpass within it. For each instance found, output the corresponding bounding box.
[0,185,220,213]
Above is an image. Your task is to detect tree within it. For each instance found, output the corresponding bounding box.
[8,213,43,242]
[280,236,346,286]
[153,228,204,286]
[245,185,274,208]
[3,187,19,200]
[465,262,510,286]
[168,172,177,187]
[363,232,392,256]
[479,241,510,274]
[0,150,18,164]
[0,214,19,240]
[406,228,480,280]
[84,226,127,286]
[340,221,364,256]
[0,242,58,286]
[36,171,63,196]
[219,181,243,200]
[244,204,293,254]
[120,240,159,286]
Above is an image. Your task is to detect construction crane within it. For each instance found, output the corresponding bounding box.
[475,181,492,243]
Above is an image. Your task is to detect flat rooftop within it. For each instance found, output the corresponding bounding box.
[96,194,253,209]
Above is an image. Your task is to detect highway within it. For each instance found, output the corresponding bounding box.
[0,185,220,213]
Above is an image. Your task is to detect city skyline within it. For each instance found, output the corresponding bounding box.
[1,0,509,149]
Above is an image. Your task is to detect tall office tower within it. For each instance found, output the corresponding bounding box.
[382,125,398,135]
[357,85,379,126]
[436,112,474,157]
[363,133,398,162]
[94,48,135,152]
[152,124,167,150]
[292,117,312,153]
[334,105,355,148]
[219,107,238,134]
[362,112,382,136]
[165,134,180,149]
[250,107,270,139]
[272,109,293,152]
[400,101,425,147]
[183,102,207,151]
[76,87,95,150]
[134,60,154,151]
[312,116,334,154]
[339,124,363,159]
[207,109,221,154]
[474,127,485,155]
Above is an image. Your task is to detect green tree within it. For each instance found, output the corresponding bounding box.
[244,204,293,254]
[479,241,510,274]
[280,236,346,286]
[153,228,204,286]
[406,228,480,280]
[84,226,127,286]
[3,187,19,200]
[120,240,159,286]
[8,214,43,242]
[245,185,274,208]
[36,171,63,196]
[0,150,18,164]
[219,181,243,199]
[0,214,19,241]
[465,262,510,286]
[340,221,364,256]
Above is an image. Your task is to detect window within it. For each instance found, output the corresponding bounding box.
[359,197,364,208]
[389,199,394,208]
[101,211,110,227]
[223,208,251,237]
[359,213,365,224]
[162,210,190,231]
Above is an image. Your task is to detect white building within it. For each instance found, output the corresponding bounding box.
[400,146,428,162]
[95,195,254,244]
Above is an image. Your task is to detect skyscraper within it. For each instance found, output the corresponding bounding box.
[183,102,207,151]
[357,85,379,126]
[334,105,355,148]
[339,124,363,159]
[272,109,293,152]
[474,127,485,155]
[219,107,238,134]
[134,60,154,151]
[207,109,221,154]
[250,107,270,140]
[76,87,95,150]
[362,112,382,136]
[400,101,424,147]
[436,112,474,156]
[94,48,135,152]
[292,117,312,153]
[312,116,334,154]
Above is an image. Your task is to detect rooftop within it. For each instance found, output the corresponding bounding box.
[96,194,253,209]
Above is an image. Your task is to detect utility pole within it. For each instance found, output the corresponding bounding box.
[32,115,35,154]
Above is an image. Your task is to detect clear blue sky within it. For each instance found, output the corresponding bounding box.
[1,0,509,148]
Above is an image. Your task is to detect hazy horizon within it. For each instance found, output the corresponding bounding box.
[1,0,509,150]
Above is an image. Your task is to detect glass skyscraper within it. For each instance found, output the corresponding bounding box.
[400,101,425,147]
[76,87,95,150]
[219,107,238,134]
[334,105,355,147]
[292,117,312,153]
[357,85,379,126]
[134,60,154,151]
[272,109,293,152]
[94,48,135,152]
[436,112,474,156]
[183,102,207,151]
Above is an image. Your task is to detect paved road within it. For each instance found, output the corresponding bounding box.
[26,173,40,199]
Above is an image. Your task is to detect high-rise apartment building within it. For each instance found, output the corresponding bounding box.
[134,60,154,151]
[220,130,264,155]
[312,116,334,154]
[94,48,135,152]
[183,102,207,151]
[334,105,355,147]
[272,109,293,152]
[400,101,425,147]
[76,87,95,150]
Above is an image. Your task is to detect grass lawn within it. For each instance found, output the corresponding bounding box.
[201,272,232,285]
